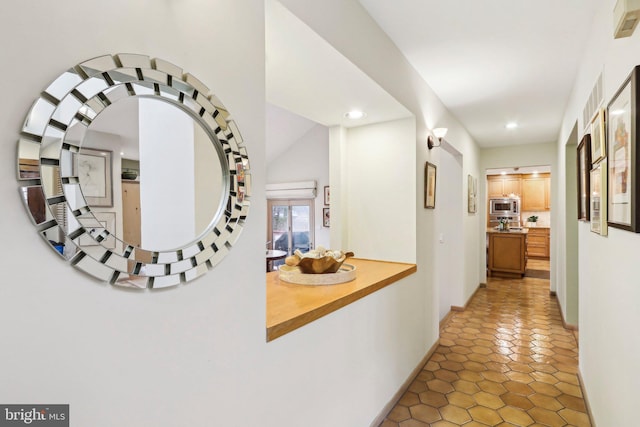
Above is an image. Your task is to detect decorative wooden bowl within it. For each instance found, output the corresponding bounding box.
[296,251,354,274]
[279,263,356,285]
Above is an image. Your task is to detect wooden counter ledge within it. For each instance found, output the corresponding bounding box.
[266,258,417,341]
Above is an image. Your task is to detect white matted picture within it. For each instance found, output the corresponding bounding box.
[590,159,608,236]
[77,148,113,207]
[424,162,437,209]
[323,207,330,227]
[606,66,640,232]
[590,108,606,165]
[324,186,330,205]
[467,174,477,213]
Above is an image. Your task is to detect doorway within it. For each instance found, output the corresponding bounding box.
[486,165,552,279]
[267,199,315,268]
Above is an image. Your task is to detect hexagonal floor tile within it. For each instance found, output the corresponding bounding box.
[418,390,448,408]
[473,391,505,409]
[468,405,503,426]
[527,407,566,427]
[409,404,441,424]
[378,275,592,427]
[498,406,534,425]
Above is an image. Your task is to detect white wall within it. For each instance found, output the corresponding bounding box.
[266,123,330,249]
[435,147,464,319]
[276,1,483,340]
[139,98,195,250]
[1,2,268,426]
[555,0,640,424]
[344,118,417,263]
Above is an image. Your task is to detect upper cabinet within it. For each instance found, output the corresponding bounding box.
[488,173,551,211]
[487,174,522,198]
[521,173,551,211]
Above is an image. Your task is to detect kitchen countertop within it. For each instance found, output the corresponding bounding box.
[266,258,416,341]
[486,228,529,234]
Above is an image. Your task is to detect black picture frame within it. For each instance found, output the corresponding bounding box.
[577,134,591,221]
[322,208,330,227]
[424,162,437,209]
[607,65,640,232]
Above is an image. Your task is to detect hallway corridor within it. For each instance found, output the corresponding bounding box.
[380,275,591,426]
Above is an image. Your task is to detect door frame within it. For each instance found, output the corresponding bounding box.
[267,198,315,254]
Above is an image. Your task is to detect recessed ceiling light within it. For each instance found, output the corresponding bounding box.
[505,122,518,129]
[345,110,366,120]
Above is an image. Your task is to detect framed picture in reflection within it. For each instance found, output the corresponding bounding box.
[77,148,113,207]
[78,211,117,249]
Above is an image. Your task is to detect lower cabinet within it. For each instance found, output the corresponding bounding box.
[526,227,550,259]
[487,232,527,278]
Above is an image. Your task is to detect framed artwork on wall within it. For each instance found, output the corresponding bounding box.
[424,162,437,209]
[607,65,640,232]
[324,186,330,205]
[322,208,330,227]
[77,148,113,207]
[590,108,606,165]
[590,159,608,236]
[577,134,591,221]
[467,174,477,213]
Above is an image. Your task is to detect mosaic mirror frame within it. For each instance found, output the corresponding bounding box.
[17,54,251,289]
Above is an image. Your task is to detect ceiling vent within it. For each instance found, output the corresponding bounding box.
[614,0,640,38]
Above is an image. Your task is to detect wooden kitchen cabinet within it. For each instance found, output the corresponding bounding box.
[526,227,549,259]
[544,176,551,209]
[487,230,527,278]
[521,173,550,211]
[488,174,522,198]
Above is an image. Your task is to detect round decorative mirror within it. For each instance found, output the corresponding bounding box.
[17,54,251,289]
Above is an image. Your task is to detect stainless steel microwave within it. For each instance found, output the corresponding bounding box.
[489,197,520,215]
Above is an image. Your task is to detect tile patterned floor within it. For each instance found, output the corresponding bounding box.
[379,274,591,427]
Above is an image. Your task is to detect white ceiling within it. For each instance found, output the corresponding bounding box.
[266,0,412,128]
[265,0,413,161]
[266,104,318,164]
[266,1,602,155]
[359,0,601,147]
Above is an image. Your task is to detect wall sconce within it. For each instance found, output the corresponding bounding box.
[428,127,448,149]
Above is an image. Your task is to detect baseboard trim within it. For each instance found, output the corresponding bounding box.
[440,282,486,330]
[439,311,455,330]
[369,339,440,427]
[439,283,485,330]
[550,293,578,331]
[577,370,597,427]
[374,283,486,425]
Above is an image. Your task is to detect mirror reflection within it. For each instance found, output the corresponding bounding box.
[70,96,225,252]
